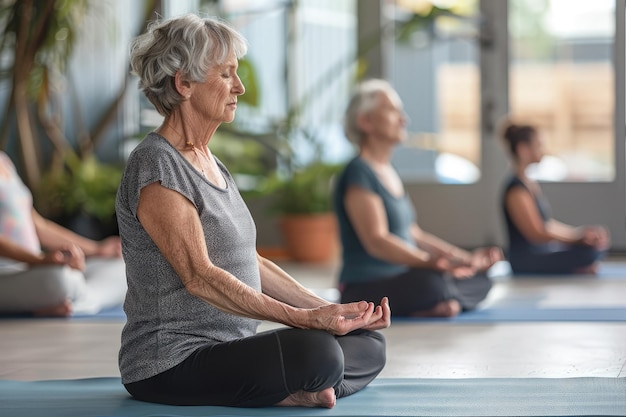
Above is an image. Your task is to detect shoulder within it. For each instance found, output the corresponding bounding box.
[128,133,176,162]
[121,133,194,193]
[125,133,187,178]
[504,177,535,208]
[346,156,369,171]
[337,157,376,189]
[504,175,528,193]
[342,157,374,179]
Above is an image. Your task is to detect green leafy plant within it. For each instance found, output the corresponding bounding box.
[0,0,158,236]
[37,152,122,227]
[266,162,343,215]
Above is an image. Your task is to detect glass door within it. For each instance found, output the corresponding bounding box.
[390,0,508,248]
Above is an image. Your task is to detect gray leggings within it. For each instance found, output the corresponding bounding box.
[125,328,386,407]
[0,257,127,314]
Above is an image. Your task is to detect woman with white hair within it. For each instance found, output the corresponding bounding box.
[335,79,501,318]
[116,14,390,408]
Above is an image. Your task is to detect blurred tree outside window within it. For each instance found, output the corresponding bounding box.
[509,0,615,182]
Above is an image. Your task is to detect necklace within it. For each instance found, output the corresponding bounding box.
[186,141,208,178]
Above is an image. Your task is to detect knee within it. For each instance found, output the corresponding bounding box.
[300,330,344,380]
[278,329,344,391]
[35,266,85,302]
[577,246,604,266]
[358,329,386,368]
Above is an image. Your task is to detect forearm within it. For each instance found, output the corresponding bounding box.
[33,213,99,255]
[0,236,43,264]
[258,256,330,309]
[185,263,312,329]
[364,233,433,268]
[415,230,471,262]
[545,221,583,244]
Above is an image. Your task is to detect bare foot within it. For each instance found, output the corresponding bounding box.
[413,299,461,318]
[33,299,72,317]
[276,387,336,408]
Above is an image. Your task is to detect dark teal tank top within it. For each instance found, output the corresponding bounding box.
[333,157,416,284]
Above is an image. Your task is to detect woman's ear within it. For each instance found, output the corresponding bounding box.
[515,140,530,161]
[174,70,192,99]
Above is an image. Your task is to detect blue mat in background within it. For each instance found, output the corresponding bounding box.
[71,304,126,320]
[0,304,127,321]
[487,260,626,280]
[403,307,626,323]
[597,261,626,280]
[0,377,623,417]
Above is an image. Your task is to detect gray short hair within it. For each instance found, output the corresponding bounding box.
[130,14,248,117]
[343,79,396,145]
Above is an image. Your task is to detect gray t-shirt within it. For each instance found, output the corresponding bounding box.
[116,133,261,384]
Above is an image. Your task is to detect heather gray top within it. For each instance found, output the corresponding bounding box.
[116,133,261,384]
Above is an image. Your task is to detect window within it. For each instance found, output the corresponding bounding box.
[509,0,615,182]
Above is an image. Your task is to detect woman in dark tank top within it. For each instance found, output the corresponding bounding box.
[499,121,609,275]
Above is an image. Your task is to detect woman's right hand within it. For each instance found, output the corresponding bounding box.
[308,298,390,336]
[430,256,476,279]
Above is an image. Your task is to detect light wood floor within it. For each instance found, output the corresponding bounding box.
[1,261,625,381]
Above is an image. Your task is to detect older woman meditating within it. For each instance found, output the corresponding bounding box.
[334,79,501,318]
[116,14,390,408]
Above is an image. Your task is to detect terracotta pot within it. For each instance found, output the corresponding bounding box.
[279,213,338,263]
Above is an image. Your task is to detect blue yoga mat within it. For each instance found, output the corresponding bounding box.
[393,307,626,323]
[0,377,623,417]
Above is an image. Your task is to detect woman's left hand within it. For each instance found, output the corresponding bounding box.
[362,297,391,331]
[581,226,610,250]
[310,298,390,335]
[94,236,122,258]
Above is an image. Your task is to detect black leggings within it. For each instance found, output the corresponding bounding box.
[124,328,385,407]
[341,268,492,316]
[509,244,606,275]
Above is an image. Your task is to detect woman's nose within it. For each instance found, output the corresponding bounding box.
[234,75,245,96]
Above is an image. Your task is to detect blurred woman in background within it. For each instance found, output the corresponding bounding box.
[335,79,501,318]
[0,151,126,317]
[500,121,609,275]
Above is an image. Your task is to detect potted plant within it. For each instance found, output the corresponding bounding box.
[265,161,343,263]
